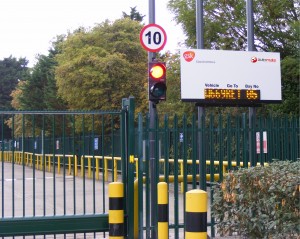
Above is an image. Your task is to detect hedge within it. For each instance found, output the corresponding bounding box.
[212,160,300,238]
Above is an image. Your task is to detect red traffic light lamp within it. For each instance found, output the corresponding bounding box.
[148,62,167,101]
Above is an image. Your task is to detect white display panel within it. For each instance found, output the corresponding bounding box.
[180,49,281,106]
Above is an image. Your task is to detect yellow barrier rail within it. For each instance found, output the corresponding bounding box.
[1,151,267,187]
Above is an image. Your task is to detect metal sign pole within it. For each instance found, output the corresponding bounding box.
[247,0,256,167]
[149,1,157,238]
[196,0,206,191]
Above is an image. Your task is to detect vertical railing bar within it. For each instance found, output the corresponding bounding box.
[164,115,169,184]
[145,113,150,239]
[155,112,159,211]
[82,115,86,214]
[173,115,179,238]
[284,116,288,160]
[236,116,241,166]
[281,117,285,160]
[72,114,76,216]
[218,115,223,181]
[71,115,76,239]
[265,115,271,163]
[273,116,278,160]
[296,117,300,161]
[270,117,276,162]
[52,115,56,216]
[42,114,46,216]
[276,117,280,159]
[252,113,257,166]
[277,117,281,159]
[227,114,232,170]
[120,110,126,239]
[111,114,115,182]
[12,114,15,217]
[191,114,197,189]
[199,111,206,191]
[182,114,188,231]
[92,114,96,214]
[209,114,214,184]
[101,115,105,214]
[271,116,276,159]
[209,114,215,237]
[22,114,25,217]
[288,117,293,161]
[280,118,284,159]
[63,114,66,215]
[260,116,264,165]
[1,114,4,218]
[32,115,36,216]
[291,116,297,161]
[138,113,144,239]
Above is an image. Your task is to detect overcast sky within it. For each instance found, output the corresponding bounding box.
[0,0,184,66]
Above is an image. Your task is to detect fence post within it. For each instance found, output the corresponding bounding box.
[109,182,124,239]
[158,182,168,239]
[185,189,207,239]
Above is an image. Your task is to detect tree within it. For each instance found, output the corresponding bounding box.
[55,18,148,113]
[122,6,145,22]
[0,56,30,138]
[9,38,68,137]
[167,0,299,115]
[14,40,67,111]
[157,51,196,118]
[0,56,29,110]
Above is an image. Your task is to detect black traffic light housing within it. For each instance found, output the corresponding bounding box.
[148,61,167,102]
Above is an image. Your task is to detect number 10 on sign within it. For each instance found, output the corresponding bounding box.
[140,24,167,52]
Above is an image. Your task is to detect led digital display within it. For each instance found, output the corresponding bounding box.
[180,49,281,106]
[204,89,260,101]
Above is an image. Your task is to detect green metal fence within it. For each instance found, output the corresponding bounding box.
[0,109,128,238]
[136,112,299,238]
[1,98,299,238]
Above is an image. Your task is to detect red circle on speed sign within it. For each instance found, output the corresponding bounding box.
[140,24,167,52]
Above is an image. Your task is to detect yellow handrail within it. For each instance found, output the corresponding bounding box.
[1,151,268,184]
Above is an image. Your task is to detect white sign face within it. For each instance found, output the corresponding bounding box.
[140,24,167,52]
[180,49,281,106]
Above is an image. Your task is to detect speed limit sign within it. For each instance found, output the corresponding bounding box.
[140,24,167,52]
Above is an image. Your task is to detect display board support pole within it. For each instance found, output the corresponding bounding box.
[196,0,206,191]
[247,0,256,167]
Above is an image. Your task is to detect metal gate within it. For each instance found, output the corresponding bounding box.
[0,97,136,237]
[1,97,299,238]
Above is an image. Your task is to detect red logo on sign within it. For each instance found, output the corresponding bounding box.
[251,57,258,63]
[183,51,195,62]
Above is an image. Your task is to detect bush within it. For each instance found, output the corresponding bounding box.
[212,160,300,238]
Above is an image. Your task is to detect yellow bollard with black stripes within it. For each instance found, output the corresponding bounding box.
[185,189,207,239]
[109,182,124,239]
[158,182,168,239]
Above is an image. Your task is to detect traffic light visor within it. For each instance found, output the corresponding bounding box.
[149,63,166,80]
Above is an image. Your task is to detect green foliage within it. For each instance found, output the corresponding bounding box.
[55,18,148,113]
[167,0,299,115]
[212,160,300,238]
[12,37,67,111]
[0,56,29,110]
[8,39,68,136]
[158,52,196,118]
[122,6,145,22]
[268,56,299,116]
[0,56,30,138]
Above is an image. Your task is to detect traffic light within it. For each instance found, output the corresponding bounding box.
[148,62,167,101]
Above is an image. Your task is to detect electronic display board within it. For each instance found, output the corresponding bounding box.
[180,49,281,106]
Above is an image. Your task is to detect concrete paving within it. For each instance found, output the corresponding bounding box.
[0,161,220,238]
